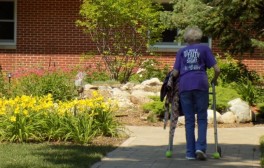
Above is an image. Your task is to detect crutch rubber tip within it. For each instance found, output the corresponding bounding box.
[212,152,220,159]
[166,151,172,158]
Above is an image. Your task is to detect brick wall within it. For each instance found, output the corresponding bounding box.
[0,0,263,76]
[0,0,95,72]
[211,38,264,74]
[0,0,94,55]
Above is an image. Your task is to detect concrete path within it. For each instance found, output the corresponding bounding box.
[92,126,264,168]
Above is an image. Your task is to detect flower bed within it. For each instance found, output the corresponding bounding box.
[0,92,121,143]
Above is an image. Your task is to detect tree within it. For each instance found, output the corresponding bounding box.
[204,0,264,55]
[160,0,212,41]
[252,39,264,50]
[76,0,164,83]
[161,0,264,55]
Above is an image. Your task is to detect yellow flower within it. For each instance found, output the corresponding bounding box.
[0,110,5,115]
[23,110,29,116]
[14,107,20,114]
[92,91,99,97]
[10,116,16,122]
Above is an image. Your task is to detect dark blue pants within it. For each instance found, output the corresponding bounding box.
[180,90,208,158]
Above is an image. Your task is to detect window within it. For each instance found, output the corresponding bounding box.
[0,0,16,49]
[150,2,211,52]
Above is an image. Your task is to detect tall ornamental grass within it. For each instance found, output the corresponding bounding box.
[0,92,121,144]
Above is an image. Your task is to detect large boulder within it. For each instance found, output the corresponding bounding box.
[228,98,251,123]
[221,111,237,124]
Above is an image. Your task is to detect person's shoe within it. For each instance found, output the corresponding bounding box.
[195,150,207,160]
[186,156,196,160]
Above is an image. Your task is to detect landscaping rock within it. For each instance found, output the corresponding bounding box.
[178,116,185,125]
[207,109,223,124]
[141,78,162,86]
[222,111,237,124]
[120,82,136,91]
[98,86,112,98]
[81,78,250,126]
[130,90,156,105]
[111,88,134,108]
[228,98,251,123]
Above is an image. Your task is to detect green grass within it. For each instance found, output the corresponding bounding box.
[260,135,264,168]
[0,143,117,168]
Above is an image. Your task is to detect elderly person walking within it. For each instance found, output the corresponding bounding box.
[171,26,220,160]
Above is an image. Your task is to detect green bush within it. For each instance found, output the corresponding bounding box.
[209,86,240,113]
[207,54,261,87]
[256,85,264,104]
[0,68,9,97]
[218,54,260,84]
[234,79,259,106]
[147,112,158,123]
[142,96,165,117]
[257,103,264,119]
[0,93,121,143]
[85,71,110,84]
[11,67,77,101]
[130,59,169,83]
[207,54,263,107]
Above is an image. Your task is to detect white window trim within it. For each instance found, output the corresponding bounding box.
[0,0,17,49]
[149,38,212,52]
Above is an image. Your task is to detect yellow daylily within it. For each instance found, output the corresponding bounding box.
[10,116,16,122]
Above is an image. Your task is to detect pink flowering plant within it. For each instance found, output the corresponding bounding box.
[10,66,77,101]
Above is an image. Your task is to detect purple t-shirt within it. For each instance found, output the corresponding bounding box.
[173,43,216,93]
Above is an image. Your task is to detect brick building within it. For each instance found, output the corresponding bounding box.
[0,0,263,75]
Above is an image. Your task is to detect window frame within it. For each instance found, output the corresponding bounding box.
[150,37,212,52]
[0,0,17,49]
[149,1,212,52]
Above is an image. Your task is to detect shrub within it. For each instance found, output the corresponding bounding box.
[85,71,110,84]
[209,86,240,113]
[207,54,261,87]
[10,67,77,101]
[256,84,264,104]
[207,54,262,107]
[218,54,260,84]
[234,78,258,106]
[0,68,9,97]
[0,92,122,143]
[0,94,55,142]
[147,112,158,123]
[76,0,163,83]
[84,64,111,83]
[130,59,169,83]
[257,103,264,119]
[142,96,165,117]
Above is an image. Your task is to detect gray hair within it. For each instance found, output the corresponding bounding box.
[183,26,203,43]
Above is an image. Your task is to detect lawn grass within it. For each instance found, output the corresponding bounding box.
[0,142,118,168]
[260,135,264,168]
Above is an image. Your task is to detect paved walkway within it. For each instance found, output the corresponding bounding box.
[92,126,264,168]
